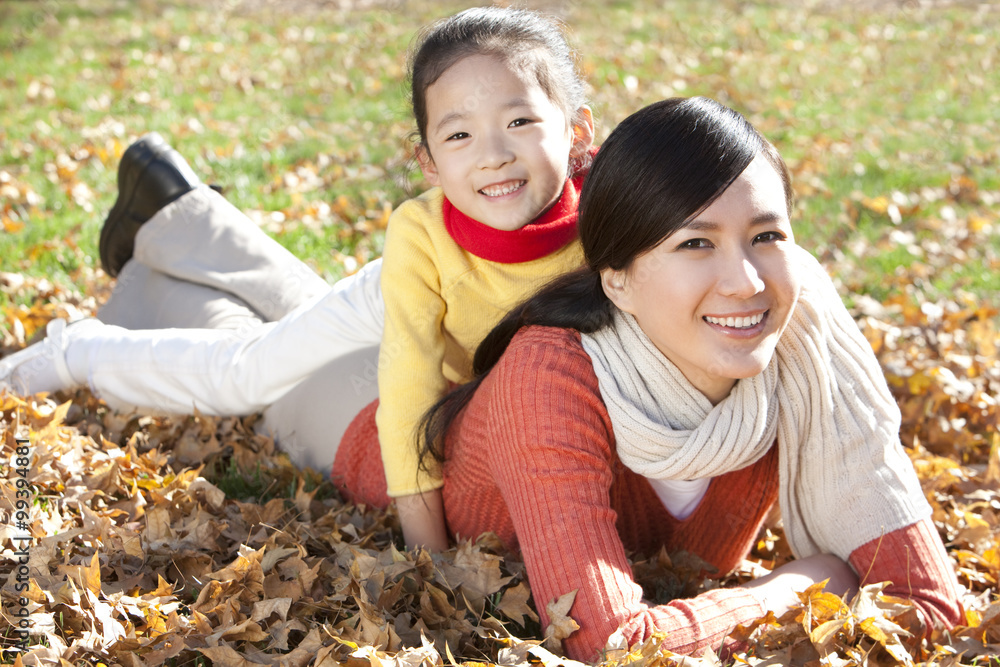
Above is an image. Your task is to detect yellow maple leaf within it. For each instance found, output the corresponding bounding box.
[543,589,580,651]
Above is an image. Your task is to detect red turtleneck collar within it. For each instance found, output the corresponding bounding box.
[442,167,589,264]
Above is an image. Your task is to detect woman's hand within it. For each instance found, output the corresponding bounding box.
[743,553,859,615]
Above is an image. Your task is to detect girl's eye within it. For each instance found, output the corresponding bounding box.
[508,118,534,128]
[445,131,470,141]
[753,231,786,244]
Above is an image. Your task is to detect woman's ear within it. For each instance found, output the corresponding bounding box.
[569,106,595,159]
[600,267,634,315]
[415,144,441,186]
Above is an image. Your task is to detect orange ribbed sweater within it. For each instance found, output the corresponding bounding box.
[334,326,962,662]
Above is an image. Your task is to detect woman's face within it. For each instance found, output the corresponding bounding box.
[602,154,801,404]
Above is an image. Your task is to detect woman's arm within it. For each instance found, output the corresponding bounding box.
[743,553,858,612]
[477,329,816,660]
[849,517,963,635]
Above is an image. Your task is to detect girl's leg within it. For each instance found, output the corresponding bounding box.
[259,345,381,474]
[133,185,331,321]
[96,269,381,473]
[98,261,265,331]
[73,258,384,416]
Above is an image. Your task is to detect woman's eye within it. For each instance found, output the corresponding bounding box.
[508,118,533,128]
[445,131,469,141]
[753,231,786,244]
[677,238,712,250]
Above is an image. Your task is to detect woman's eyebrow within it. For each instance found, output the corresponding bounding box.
[685,212,786,230]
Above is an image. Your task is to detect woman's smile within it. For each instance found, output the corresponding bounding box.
[602,155,801,404]
[703,310,768,337]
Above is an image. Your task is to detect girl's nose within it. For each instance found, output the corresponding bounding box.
[477,132,515,169]
[717,254,766,298]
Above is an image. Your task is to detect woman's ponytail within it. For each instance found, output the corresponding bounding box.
[473,267,611,373]
[419,267,612,466]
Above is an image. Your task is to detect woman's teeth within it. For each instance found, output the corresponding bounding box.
[705,313,764,328]
[480,181,525,197]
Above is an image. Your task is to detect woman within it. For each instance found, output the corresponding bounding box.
[333,96,963,661]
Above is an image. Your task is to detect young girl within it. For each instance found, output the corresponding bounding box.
[369,7,594,550]
[334,97,962,660]
[0,7,595,552]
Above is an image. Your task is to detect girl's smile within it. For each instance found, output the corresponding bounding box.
[479,179,527,198]
[417,54,592,232]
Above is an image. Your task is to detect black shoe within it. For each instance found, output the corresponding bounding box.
[99,132,201,277]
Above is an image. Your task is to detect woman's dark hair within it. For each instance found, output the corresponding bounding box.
[419,96,793,467]
[409,6,587,151]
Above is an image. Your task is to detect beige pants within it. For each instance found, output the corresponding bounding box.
[92,186,382,474]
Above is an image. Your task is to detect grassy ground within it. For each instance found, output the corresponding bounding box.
[2,3,1000,664]
[1,0,998,316]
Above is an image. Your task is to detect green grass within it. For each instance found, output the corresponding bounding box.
[1,0,998,316]
[206,454,336,504]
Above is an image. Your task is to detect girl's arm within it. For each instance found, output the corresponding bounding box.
[376,197,451,548]
[849,517,963,634]
[397,489,450,552]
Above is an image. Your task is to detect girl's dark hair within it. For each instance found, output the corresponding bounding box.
[419,96,793,467]
[409,6,586,150]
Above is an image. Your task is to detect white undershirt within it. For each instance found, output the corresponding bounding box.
[647,477,712,520]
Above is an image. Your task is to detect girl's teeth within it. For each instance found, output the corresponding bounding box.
[481,181,525,197]
[705,313,764,328]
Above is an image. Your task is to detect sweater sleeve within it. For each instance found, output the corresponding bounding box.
[484,329,769,661]
[848,516,963,634]
[376,197,448,496]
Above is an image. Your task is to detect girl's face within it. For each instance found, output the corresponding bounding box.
[602,155,801,405]
[417,53,593,231]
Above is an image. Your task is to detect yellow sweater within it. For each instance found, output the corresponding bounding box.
[376,187,584,496]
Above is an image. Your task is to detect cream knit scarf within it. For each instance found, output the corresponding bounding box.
[580,246,929,559]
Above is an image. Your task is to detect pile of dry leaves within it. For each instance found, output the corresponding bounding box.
[0,278,998,666]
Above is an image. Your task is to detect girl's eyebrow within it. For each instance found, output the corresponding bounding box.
[501,97,531,110]
[434,111,467,134]
[433,98,535,134]
[685,212,785,230]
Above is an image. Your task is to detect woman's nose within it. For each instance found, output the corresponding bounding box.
[717,254,766,297]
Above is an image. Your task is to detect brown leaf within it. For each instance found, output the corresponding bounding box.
[495,582,538,627]
[251,597,292,623]
[197,645,259,667]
